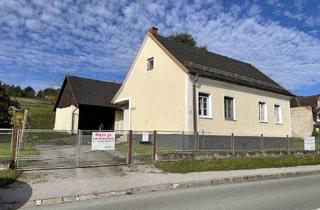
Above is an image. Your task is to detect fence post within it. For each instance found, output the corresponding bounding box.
[182,131,185,150]
[260,134,264,153]
[127,130,133,166]
[201,130,205,150]
[286,135,290,154]
[9,129,18,169]
[231,133,235,156]
[152,130,157,162]
[195,132,199,152]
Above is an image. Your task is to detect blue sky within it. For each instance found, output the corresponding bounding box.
[0,0,319,96]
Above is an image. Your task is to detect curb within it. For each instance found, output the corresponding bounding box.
[2,169,320,209]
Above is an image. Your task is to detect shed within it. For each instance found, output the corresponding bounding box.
[53,76,121,131]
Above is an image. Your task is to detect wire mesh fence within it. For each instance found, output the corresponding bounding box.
[156,131,295,153]
[0,129,13,159]
[132,131,154,164]
[2,128,318,170]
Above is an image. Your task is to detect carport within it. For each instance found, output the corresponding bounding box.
[54,75,121,131]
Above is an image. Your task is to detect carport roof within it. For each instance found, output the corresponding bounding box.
[54,76,121,110]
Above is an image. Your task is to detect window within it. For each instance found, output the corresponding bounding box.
[258,102,267,122]
[274,104,282,123]
[198,92,210,117]
[147,57,154,70]
[224,96,234,120]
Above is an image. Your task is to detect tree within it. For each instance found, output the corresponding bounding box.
[167,32,207,51]
[5,84,24,97]
[24,86,35,98]
[0,82,14,128]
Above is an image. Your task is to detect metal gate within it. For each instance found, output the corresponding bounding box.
[16,129,129,170]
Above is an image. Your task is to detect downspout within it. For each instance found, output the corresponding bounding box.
[71,105,79,133]
[192,74,199,133]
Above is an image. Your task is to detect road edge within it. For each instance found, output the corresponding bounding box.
[3,169,320,209]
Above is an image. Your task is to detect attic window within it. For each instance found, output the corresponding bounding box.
[147,57,154,71]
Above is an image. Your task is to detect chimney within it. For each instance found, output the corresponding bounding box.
[148,27,158,34]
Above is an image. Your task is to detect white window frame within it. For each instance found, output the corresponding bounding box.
[258,101,268,123]
[147,57,154,71]
[224,96,236,121]
[198,91,212,119]
[274,104,282,124]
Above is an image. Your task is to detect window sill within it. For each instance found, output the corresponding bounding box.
[275,122,283,125]
[199,116,213,119]
[225,118,236,122]
[259,121,268,123]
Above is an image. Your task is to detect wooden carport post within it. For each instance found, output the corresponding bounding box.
[127,130,133,166]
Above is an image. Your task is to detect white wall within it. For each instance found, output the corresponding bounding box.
[191,76,292,137]
[54,105,79,131]
[291,106,314,138]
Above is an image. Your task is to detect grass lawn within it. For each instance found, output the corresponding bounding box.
[0,169,20,188]
[155,155,320,173]
[0,143,39,157]
[17,97,55,129]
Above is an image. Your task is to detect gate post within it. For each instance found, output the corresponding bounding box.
[152,130,157,162]
[127,130,133,166]
[76,130,82,167]
[10,129,18,169]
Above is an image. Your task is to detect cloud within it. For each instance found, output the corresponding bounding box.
[0,0,319,94]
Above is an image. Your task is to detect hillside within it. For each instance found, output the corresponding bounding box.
[17,97,55,129]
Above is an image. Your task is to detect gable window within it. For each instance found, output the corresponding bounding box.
[147,57,154,71]
[258,102,267,122]
[274,104,282,123]
[198,92,210,118]
[224,96,235,120]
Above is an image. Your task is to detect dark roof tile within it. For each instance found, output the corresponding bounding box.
[55,76,121,109]
[154,34,293,96]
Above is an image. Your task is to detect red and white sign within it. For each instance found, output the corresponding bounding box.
[91,132,115,151]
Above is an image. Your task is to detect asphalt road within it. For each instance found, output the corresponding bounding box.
[24,174,320,210]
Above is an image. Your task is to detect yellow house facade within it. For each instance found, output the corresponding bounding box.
[112,28,293,137]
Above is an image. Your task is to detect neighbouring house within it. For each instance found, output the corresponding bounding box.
[54,76,121,131]
[290,94,320,137]
[112,27,294,137]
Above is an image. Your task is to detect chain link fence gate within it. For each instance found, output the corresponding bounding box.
[16,129,129,170]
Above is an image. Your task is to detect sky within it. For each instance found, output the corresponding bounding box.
[0,0,319,96]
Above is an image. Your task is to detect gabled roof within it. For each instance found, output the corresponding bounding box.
[54,76,121,110]
[290,94,320,108]
[153,33,294,96]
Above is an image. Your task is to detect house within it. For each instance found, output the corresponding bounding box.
[290,95,320,137]
[54,76,121,131]
[112,27,294,137]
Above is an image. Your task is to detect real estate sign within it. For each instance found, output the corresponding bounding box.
[91,132,115,151]
[304,136,315,151]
